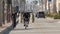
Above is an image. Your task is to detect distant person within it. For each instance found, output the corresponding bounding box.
[23,12,30,27]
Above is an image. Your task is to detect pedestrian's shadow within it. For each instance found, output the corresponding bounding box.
[1,24,14,34]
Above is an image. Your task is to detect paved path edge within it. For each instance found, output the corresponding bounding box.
[0,23,13,34]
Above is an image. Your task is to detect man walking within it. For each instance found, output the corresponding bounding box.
[12,12,17,28]
[23,12,30,27]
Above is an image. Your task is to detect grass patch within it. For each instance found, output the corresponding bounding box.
[54,14,60,19]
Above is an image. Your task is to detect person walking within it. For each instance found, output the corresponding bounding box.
[12,12,17,28]
[23,12,30,29]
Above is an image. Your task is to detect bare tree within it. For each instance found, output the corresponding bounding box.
[7,0,12,22]
[0,0,3,26]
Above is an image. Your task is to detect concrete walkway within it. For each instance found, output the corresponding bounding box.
[9,16,60,34]
[0,21,13,34]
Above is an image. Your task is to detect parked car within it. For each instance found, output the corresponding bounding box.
[36,12,45,18]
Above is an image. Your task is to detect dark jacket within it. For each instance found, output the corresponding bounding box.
[23,12,30,18]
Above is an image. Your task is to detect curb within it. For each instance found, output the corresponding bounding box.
[0,24,13,34]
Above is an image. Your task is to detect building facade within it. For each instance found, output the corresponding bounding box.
[56,0,60,13]
[46,0,57,14]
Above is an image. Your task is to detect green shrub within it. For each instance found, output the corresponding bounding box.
[54,14,60,19]
[45,13,53,17]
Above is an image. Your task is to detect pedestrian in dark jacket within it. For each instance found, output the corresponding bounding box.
[12,12,17,28]
[23,12,30,24]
